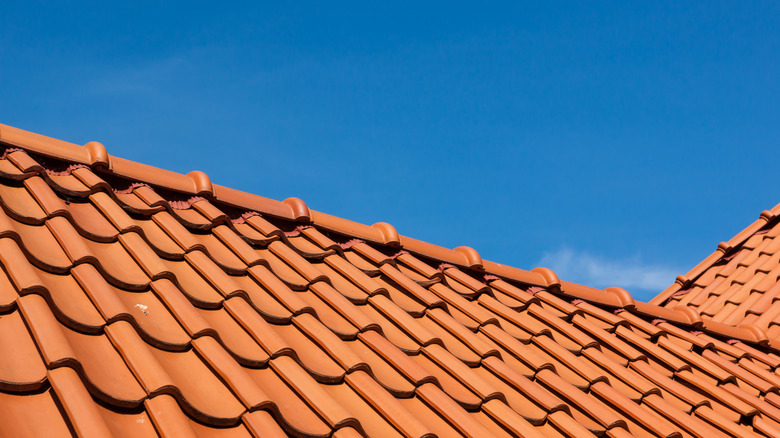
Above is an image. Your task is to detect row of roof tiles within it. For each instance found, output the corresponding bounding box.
[1,137,780,436]
[1,123,775,349]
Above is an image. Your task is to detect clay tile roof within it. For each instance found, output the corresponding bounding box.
[2,122,780,436]
[651,207,780,341]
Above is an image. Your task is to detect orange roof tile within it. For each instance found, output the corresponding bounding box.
[652,204,780,339]
[1,122,780,436]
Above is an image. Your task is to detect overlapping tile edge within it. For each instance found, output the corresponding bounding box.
[1,124,780,437]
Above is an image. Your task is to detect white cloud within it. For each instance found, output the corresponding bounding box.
[535,247,680,293]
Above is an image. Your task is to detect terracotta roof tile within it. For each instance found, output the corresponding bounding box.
[4,123,780,435]
[653,201,780,329]
[0,309,47,391]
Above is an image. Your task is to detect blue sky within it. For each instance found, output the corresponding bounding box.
[2,2,779,301]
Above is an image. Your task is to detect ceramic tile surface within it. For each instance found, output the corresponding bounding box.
[2,124,780,437]
[653,206,780,338]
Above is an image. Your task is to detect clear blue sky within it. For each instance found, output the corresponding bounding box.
[2,2,779,301]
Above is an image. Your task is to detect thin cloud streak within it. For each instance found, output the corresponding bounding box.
[535,247,680,294]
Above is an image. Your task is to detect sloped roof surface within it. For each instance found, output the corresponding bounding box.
[652,206,780,341]
[2,124,780,437]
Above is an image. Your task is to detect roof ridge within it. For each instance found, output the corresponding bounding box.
[3,122,775,351]
[0,123,554,287]
[651,207,780,306]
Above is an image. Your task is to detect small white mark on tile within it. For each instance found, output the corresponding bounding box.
[135,303,149,315]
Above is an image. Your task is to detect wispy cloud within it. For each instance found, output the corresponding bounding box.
[535,247,680,294]
[85,55,191,97]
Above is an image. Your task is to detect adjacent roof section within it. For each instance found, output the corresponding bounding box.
[652,206,780,341]
[3,123,780,437]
